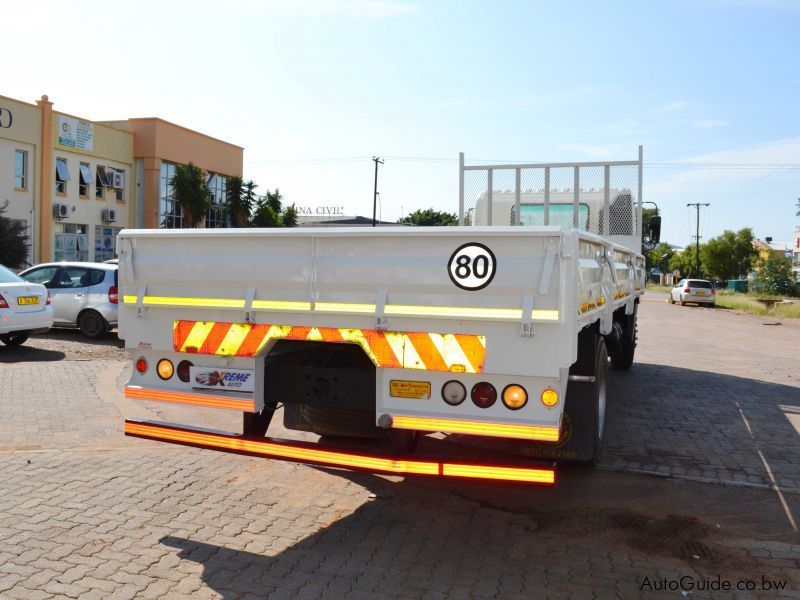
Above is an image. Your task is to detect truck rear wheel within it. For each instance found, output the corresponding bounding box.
[610,305,637,370]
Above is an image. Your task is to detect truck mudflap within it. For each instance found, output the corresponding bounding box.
[124,420,556,485]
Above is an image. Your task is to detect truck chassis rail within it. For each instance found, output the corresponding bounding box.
[124,420,556,485]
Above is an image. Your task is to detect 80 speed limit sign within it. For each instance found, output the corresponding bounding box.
[447,242,497,290]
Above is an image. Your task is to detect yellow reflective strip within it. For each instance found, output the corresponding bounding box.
[385,305,522,320]
[122,295,136,304]
[216,322,252,355]
[383,332,415,369]
[251,300,312,311]
[181,321,216,351]
[532,309,560,321]
[315,302,376,313]
[253,325,292,355]
[142,296,245,308]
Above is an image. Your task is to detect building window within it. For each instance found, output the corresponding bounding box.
[79,163,92,198]
[94,226,122,262]
[206,172,228,228]
[55,158,69,194]
[14,150,27,190]
[96,165,109,198]
[159,162,183,228]
[54,223,88,262]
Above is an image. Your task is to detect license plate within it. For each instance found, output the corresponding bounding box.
[17,296,40,305]
[695,291,706,296]
[390,380,431,399]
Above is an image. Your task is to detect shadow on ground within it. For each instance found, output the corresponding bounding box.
[0,344,65,363]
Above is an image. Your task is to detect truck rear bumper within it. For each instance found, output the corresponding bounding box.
[124,419,556,485]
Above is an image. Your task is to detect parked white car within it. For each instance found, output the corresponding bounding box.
[669,279,716,306]
[19,262,118,338]
[0,264,54,347]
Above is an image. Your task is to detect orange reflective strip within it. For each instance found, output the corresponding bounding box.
[363,330,403,369]
[198,322,233,355]
[236,324,271,357]
[173,320,196,351]
[391,415,560,442]
[319,327,344,343]
[289,326,312,341]
[124,421,555,484]
[125,386,255,412]
[442,463,555,484]
[454,334,486,372]
[405,332,449,372]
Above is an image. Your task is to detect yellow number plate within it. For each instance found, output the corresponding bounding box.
[695,291,706,296]
[17,296,40,305]
[390,380,431,399]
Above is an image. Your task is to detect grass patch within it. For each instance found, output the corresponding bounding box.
[715,291,800,318]
[645,283,672,293]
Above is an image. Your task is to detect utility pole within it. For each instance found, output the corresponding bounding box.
[372,157,384,227]
[686,202,710,277]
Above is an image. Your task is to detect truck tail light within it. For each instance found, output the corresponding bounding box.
[108,285,119,304]
[441,380,467,406]
[135,357,148,374]
[157,359,174,380]
[177,360,193,382]
[471,382,497,408]
[0,294,8,309]
[502,384,528,410]
[541,389,559,407]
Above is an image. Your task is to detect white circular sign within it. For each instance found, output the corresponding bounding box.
[448,242,497,291]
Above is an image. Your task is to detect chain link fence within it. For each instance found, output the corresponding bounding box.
[459,149,643,244]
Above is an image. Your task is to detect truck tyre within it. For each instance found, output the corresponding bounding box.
[78,311,105,339]
[610,306,637,371]
[0,334,29,347]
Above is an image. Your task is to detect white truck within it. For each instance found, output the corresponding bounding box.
[119,148,658,485]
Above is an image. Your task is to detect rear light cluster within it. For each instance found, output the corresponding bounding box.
[0,294,8,309]
[135,357,193,382]
[108,285,118,304]
[46,291,52,305]
[684,287,691,293]
[440,381,558,410]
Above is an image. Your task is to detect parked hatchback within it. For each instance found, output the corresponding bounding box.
[19,262,118,338]
[0,264,54,346]
[669,279,716,306]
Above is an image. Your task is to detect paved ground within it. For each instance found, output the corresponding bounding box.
[0,296,799,599]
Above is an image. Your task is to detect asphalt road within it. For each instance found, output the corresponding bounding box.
[0,293,798,599]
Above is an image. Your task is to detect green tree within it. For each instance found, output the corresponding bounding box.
[282,203,298,228]
[754,254,794,296]
[668,246,700,278]
[399,208,458,226]
[251,201,282,227]
[265,188,283,215]
[0,205,29,269]
[700,228,756,280]
[647,242,674,273]
[226,176,250,227]
[171,162,211,227]
[242,180,259,224]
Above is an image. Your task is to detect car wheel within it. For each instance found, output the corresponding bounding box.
[0,333,29,347]
[680,296,686,306]
[78,311,106,339]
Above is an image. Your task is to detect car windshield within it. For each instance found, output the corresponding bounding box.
[688,280,712,288]
[0,265,24,284]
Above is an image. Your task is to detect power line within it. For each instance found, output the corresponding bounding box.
[687,203,710,277]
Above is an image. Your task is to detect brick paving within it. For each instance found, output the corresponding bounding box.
[0,295,798,598]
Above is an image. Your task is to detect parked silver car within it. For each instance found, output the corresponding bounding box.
[19,262,118,338]
[0,264,54,346]
[669,279,716,306]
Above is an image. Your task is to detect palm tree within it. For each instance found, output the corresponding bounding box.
[265,188,283,215]
[282,203,298,227]
[171,162,211,227]
[226,176,250,227]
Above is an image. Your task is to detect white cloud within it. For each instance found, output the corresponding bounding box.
[694,119,729,129]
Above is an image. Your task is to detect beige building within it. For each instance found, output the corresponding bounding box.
[0,93,243,267]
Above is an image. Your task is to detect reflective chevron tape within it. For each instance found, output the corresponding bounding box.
[173,320,486,373]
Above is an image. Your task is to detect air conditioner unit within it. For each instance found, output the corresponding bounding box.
[102,209,117,223]
[111,171,124,189]
[52,204,69,219]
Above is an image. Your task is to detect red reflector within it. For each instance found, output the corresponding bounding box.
[471,382,497,408]
[108,285,118,304]
[177,360,193,382]
[0,294,8,309]
[135,358,148,373]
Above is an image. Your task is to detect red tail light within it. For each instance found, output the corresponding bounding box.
[177,360,193,382]
[0,294,8,309]
[108,285,118,304]
[46,291,52,305]
[135,357,148,374]
[684,288,691,293]
[471,382,497,408]
[712,289,716,295]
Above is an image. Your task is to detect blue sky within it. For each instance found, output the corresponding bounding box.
[4,0,800,245]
